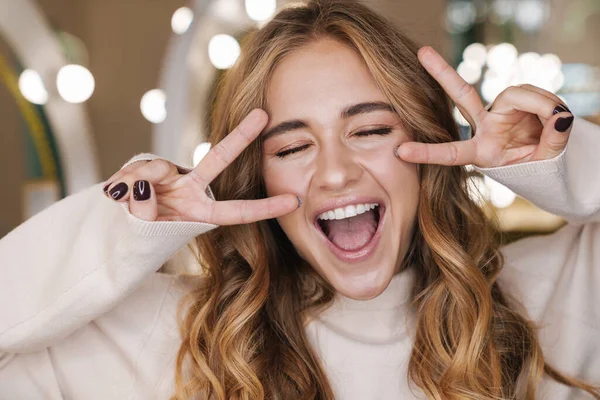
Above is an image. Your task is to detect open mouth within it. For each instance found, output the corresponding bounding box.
[314,202,385,263]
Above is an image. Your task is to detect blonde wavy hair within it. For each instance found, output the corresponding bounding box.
[171,1,600,398]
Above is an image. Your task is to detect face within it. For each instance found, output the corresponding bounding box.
[261,38,420,300]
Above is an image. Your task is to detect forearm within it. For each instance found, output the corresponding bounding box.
[476,117,600,224]
[0,180,216,353]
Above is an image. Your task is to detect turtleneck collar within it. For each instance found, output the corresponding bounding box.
[308,267,417,343]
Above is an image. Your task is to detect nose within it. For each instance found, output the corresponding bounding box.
[313,142,363,191]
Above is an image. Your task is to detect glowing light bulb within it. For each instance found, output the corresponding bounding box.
[208,34,241,69]
[517,52,541,73]
[485,176,516,208]
[481,77,506,103]
[245,0,276,22]
[463,43,487,68]
[446,1,476,33]
[171,7,194,35]
[486,43,518,73]
[19,69,48,105]
[515,0,548,33]
[140,89,167,124]
[56,64,95,103]
[457,60,482,84]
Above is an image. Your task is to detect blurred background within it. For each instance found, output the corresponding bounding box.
[0,0,599,239]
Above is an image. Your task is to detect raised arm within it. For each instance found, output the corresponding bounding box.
[397,46,596,222]
[477,117,600,223]
[0,181,216,353]
[0,109,299,353]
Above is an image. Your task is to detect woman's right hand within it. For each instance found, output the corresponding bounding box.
[102,109,300,224]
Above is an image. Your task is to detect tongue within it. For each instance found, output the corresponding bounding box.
[322,209,378,251]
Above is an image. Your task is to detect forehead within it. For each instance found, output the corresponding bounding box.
[266,38,387,122]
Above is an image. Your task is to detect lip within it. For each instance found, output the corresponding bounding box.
[312,200,386,264]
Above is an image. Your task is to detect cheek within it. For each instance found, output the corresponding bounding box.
[361,145,420,195]
[262,163,311,251]
[360,147,420,227]
[262,162,311,198]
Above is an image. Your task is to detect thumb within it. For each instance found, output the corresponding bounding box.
[532,112,574,161]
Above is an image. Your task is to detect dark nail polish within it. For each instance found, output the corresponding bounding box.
[109,182,128,200]
[133,180,151,201]
[555,116,574,132]
[103,183,111,193]
[553,104,569,115]
[297,196,302,208]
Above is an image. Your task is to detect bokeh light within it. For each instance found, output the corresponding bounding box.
[463,43,488,68]
[485,176,517,208]
[486,43,518,73]
[245,0,277,22]
[457,60,482,84]
[171,7,194,35]
[18,69,48,105]
[140,89,167,124]
[56,64,95,103]
[208,34,241,69]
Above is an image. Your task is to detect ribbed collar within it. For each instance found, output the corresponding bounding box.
[311,268,416,343]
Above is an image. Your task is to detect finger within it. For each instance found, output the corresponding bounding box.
[103,160,148,195]
[418,46,485,125]
[397,139,478,166]
[191,109,268,185]
[106,159,179,202]
[195,194,299,226]
[492,85,571,121]
[517,84,571,124]
[518,84,569,111]
[129,180,158,221]
[531,111,574,161]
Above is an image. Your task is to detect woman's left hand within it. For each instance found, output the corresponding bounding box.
[396,46,575,168]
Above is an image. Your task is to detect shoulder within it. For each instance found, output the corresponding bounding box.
[498,223,600,330]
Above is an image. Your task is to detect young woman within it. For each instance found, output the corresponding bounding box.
[1,1,599,399]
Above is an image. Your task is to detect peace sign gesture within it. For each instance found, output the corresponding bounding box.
[103,109,300,223]
[397,46,575,168]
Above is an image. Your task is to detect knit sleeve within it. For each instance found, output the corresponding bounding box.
[475,117,600,224]
[487,119,600,391]
[0,154,217,353]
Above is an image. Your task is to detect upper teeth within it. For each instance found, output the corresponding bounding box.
[318,203,379,220]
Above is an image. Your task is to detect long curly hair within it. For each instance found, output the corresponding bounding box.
[171,1,600,398]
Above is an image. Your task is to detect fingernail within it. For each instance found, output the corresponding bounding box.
[109,182,128,200]
[553,104,569,115]
[297,196,302,208]
[394,146,400,158]
[133,180,151,201]
[103,182,111,193]
[555,116,574,132]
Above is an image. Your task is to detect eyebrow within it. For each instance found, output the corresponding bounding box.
[262,101,395,141]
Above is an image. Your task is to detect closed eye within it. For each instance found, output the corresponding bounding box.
[353,127,393,137]
[274,127,392,158]
[275,144,312,158]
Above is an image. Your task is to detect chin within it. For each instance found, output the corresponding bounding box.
[327,264,395,300]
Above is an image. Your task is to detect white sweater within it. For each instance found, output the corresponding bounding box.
[1,117,599,400]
